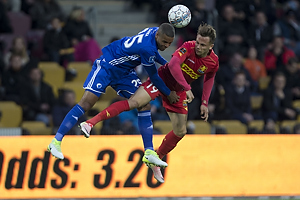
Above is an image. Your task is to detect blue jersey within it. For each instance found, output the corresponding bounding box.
[83,27,171,98]
[102,27,167,71]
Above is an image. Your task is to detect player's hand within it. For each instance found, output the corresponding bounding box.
[186,90,194,103]
[200,105,209,122]
[167,91,180,104]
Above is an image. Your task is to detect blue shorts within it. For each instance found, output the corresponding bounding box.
[83,58,141,99]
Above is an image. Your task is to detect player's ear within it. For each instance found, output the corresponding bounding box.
[209,44,214,50]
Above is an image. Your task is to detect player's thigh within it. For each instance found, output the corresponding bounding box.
[129,86,152,108]
[167,112,187,136]
[162,91,188,114]
[112,72,141,99]
[141,78,161,100]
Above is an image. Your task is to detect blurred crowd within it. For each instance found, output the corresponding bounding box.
[138,0,300,134]
[0,0,103,135]
[0,0,300,135]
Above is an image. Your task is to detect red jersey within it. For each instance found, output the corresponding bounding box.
[158,41,219,105]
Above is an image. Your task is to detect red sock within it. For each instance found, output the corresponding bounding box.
[156,130,183,159]
[87,100,130,125]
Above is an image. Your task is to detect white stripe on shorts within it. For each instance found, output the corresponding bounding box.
[87,60,101,88]
[138,111,151,117]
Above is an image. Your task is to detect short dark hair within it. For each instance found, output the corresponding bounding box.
[197,23,216,44]
[273,71,286,80]
[158,23,175,37]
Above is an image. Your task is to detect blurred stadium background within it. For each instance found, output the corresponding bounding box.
[1,0,300,199]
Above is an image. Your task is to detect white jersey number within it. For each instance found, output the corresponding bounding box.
[124,34,144,48]
[131,79,142,87]
[146,83,158,93]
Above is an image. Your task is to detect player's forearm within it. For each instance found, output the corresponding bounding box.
[201,73,215,106]
[169,56,191,91]
[144,65,171,96]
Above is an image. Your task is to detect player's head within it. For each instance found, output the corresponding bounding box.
[155,23,175,51]
[195,23,216,57]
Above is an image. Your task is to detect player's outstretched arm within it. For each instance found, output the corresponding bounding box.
[155,53,168,66]
[144,65,179,104]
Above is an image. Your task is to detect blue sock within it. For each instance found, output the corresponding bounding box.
[138,110,154,151]
[55,104,85,141]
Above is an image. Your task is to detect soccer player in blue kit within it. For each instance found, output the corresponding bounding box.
[47,23,179,167]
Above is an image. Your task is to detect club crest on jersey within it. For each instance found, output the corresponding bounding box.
[178,47,187,56]
[183,100,188,111]
[183,100,188,107]
[149,56,155,63]
[96,83,102,88]
[197,65,207,74]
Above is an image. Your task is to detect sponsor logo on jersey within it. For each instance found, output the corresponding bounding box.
[178,47,187,56]
[181,63,201,79]
[197,65,207,74]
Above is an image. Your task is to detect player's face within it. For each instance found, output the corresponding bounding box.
[155,33,174,51]
[195,34,214,57]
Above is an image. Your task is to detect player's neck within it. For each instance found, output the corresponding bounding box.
[196,53,208,58]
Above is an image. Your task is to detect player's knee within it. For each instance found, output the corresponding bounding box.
[78,101,92,111]
[137,103,151,111]
[174,130,186,137]
[173,125,187,137]
[128,99,139,109]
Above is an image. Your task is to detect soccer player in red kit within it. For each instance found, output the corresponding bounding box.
[80,23,219,183]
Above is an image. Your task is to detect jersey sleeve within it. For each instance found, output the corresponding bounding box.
[139,48,171,96]
[202,63,219,106]
[139,47,156,66]
[172,42,191,63]
[155,53,168,66]
[168,56,191,91]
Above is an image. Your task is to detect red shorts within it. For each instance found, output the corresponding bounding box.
[141,79,188,114]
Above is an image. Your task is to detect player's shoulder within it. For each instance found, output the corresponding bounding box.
[181,40,196,49]
[209,50,219,61]
[175,41,195,56]
[208,50,219,65]
[138,26,158,37]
